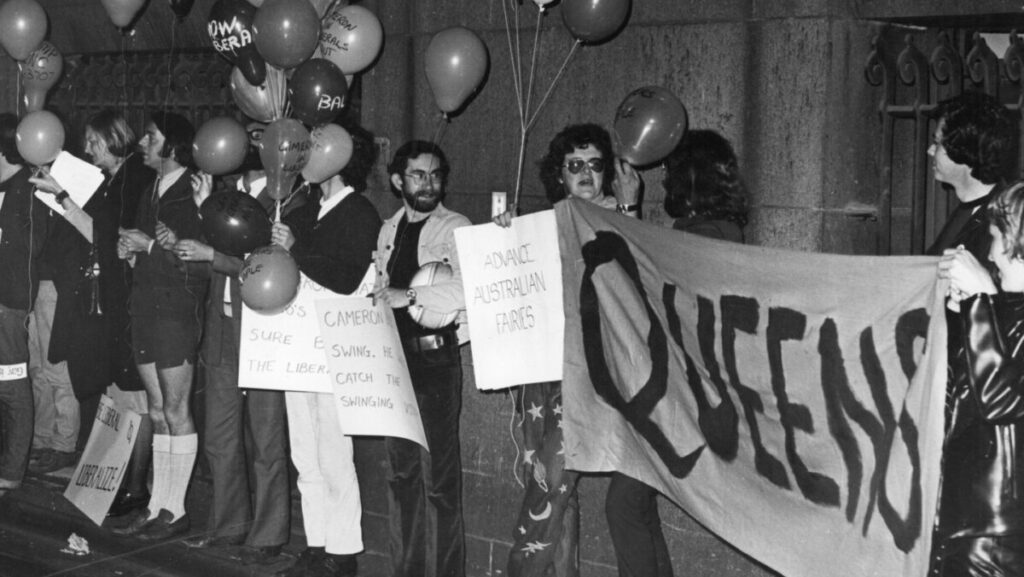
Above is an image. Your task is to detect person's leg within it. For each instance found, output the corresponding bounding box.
[137,361,168,520]
[386,434,427,577]
[279,391,326,576]
[0,305,34,490]
[158,361,196,521]
[29,282,78,458]
[606,473,673,577]
[245,388,289,548]
[203,358,250,539]
[315,392,360,576]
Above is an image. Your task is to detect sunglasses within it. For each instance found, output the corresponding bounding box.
[562,158,606,174]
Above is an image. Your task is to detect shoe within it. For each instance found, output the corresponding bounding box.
[275,547,325,577]
[310,553,357,577]
[237,544,283,565]
[110,508,154,537]
[0,478,21,499]
[183,534,245,549]
[28,447,53,463]
[136,509,190,541]
[107,489,151,518]
[29,450,79,474]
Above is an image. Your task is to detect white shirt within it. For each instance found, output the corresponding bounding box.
[317,185,353,221]
[238,175,267,198]
[157,166,187,198]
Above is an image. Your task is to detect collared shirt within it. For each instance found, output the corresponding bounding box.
[156,166,187,199]
[237,175,267,198]
[317,185,353,221]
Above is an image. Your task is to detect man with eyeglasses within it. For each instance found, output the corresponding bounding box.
[372,140,471,577]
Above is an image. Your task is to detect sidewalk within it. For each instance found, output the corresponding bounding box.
[0,462,390,577]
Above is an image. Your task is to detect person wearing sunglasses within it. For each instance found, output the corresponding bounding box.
[500,123,641,577]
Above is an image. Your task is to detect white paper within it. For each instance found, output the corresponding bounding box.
[36,151,104,214]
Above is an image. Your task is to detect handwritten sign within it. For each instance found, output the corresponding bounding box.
[36,151,103,215]
[239,267,375,392]
[64,395,142,525]
[315,298,427,449]
[454,210,564,390]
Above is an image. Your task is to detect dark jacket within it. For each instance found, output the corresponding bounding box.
[130,170,209,320]
[0,167,48,311]
[938,292,1024,538]
[49,155,151,394]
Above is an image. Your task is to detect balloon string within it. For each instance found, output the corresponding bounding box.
[523,8,544,122]
[512,127,528,210]
[501,0,525,128]
[525,39,580,132]
[163,19,177,112]
[431,114,450,149]
[275,199,281,223]
[16,62,22,115]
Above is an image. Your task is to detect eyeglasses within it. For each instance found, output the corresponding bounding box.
[562,158,606,174]
[404,170,445,184]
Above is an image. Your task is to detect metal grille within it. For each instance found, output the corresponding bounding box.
[865,29,1024,255]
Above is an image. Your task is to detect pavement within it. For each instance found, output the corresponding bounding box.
[0,462,390,577]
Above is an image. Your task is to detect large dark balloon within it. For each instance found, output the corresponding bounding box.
[613,85,687,166]
[169,0,194,20]
[253,0,320,69]
[199,191,273,257]
[239,244,300,314]
[207,0,266,85]
[561,0,630,44]
[288,58,347,126]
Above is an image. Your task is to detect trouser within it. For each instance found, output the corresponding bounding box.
[932,534,1024,576]
[204,326,289,547]
[0,304,33,483]
[606,473,674,577]
[28,281,78,453]
[509,382,580,577]
[386,344,465,577]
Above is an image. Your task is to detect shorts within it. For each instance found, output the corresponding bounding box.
[106,384,148,415]
[132,316,201,369]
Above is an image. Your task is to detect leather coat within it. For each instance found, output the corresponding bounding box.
[938,292,1024,539]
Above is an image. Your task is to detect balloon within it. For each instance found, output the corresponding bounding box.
[424,27,489,114]
[199,191,273,256]
[308,0,334,19]
[253,0,320,70]
[239,244,300,314]
[259,118,311,200]
[230,65,285,122]
[613,86,688,167]
[100,0,147,30]
[561,0,630,44]
[316,4,383,75]
[20,41,63,113]
[169,0,194,20]
[0,0,46,61]
[193,116,249,176]
[208,0,266,85]
[288,58,347,126]
[302,124,353,184]
[16,110,65,166]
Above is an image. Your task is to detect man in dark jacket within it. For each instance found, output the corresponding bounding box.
[0,112,49,496]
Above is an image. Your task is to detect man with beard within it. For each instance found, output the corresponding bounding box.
[372,140,471,577]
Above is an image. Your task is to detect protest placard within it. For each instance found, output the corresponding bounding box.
[315,297,427,448]
[454,210,564,390]
[64,395,142,525]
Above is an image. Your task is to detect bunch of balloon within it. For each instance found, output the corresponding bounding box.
[253,0,321,70]
[302,124,353,184]
[0,0,46,61]
[100,0,147,31]
[259,118,311,204]
[316,4,384,75]
[193,116,249,176]
[288,58,348,126]
[239,244,300,314]
[208,0,266,85]
[230,64,286,123]
[613,86,688,167]
[20,41,62,112]
[16,110,65,166]
[424,26,489,119]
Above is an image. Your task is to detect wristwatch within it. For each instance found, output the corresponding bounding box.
[55,190,70,204]
[406,288,417,306]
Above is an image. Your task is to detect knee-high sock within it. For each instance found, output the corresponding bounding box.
[165,434,197,521]
[147,434,171,520]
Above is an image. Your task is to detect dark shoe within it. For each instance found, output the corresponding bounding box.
[29,450,78,474]
[135,509,189,542]
[275,547,325,577]
[310,553,357,577]
[183,533,245,549]
[107,488,151,518]
[28,447,53,463]
[110,508,154,537]
[237,544,283,565]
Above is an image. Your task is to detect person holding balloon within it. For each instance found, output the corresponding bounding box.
[28,110,153,514]
[493,123,641,577]
[267,120,381,577]
[113,111,210,541]
[0,112,50,498]
[371,140,472,577]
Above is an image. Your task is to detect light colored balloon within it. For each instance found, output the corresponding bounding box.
[230,65,286,122]
[20,41,63,112]
[16,110,65,166]
[302,123,353,184]
[193,116,249,175]
[316,4,383,75]
[424,26,489,114]
[613,86,688,166]
[0,0,47,61]
[259,118,311,200]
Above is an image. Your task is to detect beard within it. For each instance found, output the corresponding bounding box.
[403,186,443,213]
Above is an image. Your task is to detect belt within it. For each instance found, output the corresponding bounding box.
[405,332,456,354]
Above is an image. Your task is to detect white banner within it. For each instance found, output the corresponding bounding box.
[454,210,564,390]
[239,267,375,392]
[315,298,427,448]
[64,394,142,526]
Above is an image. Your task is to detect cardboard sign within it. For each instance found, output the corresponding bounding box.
[315,298,427,448]
[64,395,142,525]
[454,210,564,390]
